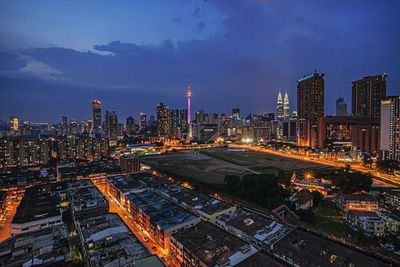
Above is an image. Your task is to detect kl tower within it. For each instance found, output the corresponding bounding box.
[187,80,193,139]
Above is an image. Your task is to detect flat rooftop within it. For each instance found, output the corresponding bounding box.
[107,174,145,193]
[128,190,198,230]
[12,186,61,224]
[218,208,291,246]
[273,229,390,267]
[165,187,234,215]
[67,178,95,189]
[172,221,257,267]
[0,224,70,266]
[68,182,108,216]
[79,213,151,267]
[58,159,121,179]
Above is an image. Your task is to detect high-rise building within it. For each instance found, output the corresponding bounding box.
[277,91,284,120]
[61,116,68,134]
[336,97,348,116]
[140,113,147,129]
[284,92,290,119]
[157,103,169,136]
[126,116,135,135]
[297,72,324,148]
[105,111,118,141]
[169,109,180,137]
[352,75,387,119]
[380,96,400,161]
[232,108,240,120]
[10,117,18,131]
[90,100,102,135]
[187,80,191,124]
[180,109,188,131]
[120,156,140,173]
[264,112,275,122]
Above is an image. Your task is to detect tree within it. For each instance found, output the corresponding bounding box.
[333,172,372,194]
[297,208,315,223]
[311,191,323,206]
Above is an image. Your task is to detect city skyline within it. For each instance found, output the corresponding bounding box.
[1,0,399,122]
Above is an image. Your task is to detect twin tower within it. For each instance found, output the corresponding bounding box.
[277,91,290,119]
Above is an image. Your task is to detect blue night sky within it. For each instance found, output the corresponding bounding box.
[0,0,399,123]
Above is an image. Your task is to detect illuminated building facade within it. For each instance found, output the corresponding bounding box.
[157,102,170,136]
[232,108,240,120]
[284,92,290,119]
[297,72,324,148]
[380,96,400,161]
[57,136,109,161]
[179,109,188,131]
[277,91,284,120]
[140,112,147,129]
[90,100,102,135]
[187,80,191,124]
[10,116,18,131]
[352,74,386,119]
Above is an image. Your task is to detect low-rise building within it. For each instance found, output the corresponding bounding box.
[339,194,378,213]
[382,189,400,211]
[170,221,258,267]
[0,224,71,266]
[68,179,109,219]
[377,211,400,235]
[77,213,151,267]
[106,174,146,208]
[11,185,62,235]
[161,187,236,224]
[272,229,390,266]
[347,210,385,237]
[217,208,291,250]
[289,190,314,210]
[127,190,201,249]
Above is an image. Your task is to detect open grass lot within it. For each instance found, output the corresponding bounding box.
[142,148,335,184]
[201,149,334,173]
[141,151,255,184]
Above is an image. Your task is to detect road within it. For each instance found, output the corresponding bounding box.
[92,180,179,267]
[0,197,21,243]
[234,144,400,187]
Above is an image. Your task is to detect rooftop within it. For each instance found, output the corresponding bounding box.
[273,229,389,267]
[107,174,145,193]
[0,224,70,266]
[128,190,198,230]
[79,213,151,267]
[218,208,291,246]
[68,181,108,217]
[343,194,377,202]
[12,185,61,224]
[172,221,257,267]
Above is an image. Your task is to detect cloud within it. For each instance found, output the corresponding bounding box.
[171,17,183,24]
[19,57,63,80]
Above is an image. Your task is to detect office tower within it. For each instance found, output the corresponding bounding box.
[277,91,284,120]
[352,74,387,119]
[180,109,188,131]
[195,110,206,123]
[69,120,78,134]
[336,97,348,116]
[149,115,156,125]
[297,72,325,148]
[232,108,240,120]
[105,111,118,141]
[169,109,179,137]
[126,116,135,135]
[81,120,89,134]
[90,100,102,135]
[380,96,400,161]
[61,116,68,134]
[187,80,191,124]
[140,113,147,129]
[157,103,169,136]
[284,92,290,119]
[10,117,18,131]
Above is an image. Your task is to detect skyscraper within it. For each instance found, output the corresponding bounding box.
[380,96,400,161]
[157,102,169,136]
[10,117,18,131]
[232,108,240,120]
[126,116,135,135]
[180,109,188,131]
[352,74,387,119]
[90,100,102,135]
[284,92,290,119]
[187,80,191,124]
[140,113,147,129]
[336,97,348,116]
[277,91,284,120]
[297,72,325,148]
[169,109,180,137]
[105,111,118,141]
[61,116,68,130]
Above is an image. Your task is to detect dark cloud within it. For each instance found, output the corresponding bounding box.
[197,21,206,31]
[0,51,26,71]
[171,17,183,24]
